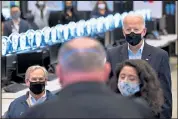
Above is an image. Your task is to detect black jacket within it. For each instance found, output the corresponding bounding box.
[60,9,79,25]
[106,42,172,119]
[3,19,30,36]
[21,81,154,118]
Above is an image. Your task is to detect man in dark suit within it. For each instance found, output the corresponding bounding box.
[21,37,154,118]
[3,5,30,36]
[107,14,172,119]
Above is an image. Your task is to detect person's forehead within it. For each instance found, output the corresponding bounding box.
[66,1,72,4]
[29,69,45,77]
[123,15,144,27]
[11,7,20,11]
[120,66,137,75]
[98,1,105,4]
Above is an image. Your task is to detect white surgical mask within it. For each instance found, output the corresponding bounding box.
[38,1,45,6]
[98,4,106,9]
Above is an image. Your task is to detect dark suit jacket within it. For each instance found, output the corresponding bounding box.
[21,81,154,118]
[106,42,172,119]
[3,19,30,36]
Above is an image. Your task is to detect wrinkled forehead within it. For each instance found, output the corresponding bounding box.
[123,15,145,29]
[29,69,45,78]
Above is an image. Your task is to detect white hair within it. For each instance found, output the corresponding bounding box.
[25,65,48,80]
[122,11,146,28]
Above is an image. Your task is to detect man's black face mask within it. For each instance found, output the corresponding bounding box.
[125,32,142,46]
[29,81,45,95]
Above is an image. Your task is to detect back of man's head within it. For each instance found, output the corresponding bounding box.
[56,37,111,87]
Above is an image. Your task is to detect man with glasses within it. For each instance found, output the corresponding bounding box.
[5,65,55,118]
[107,13,172,119]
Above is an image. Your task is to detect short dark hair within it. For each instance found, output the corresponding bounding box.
[109,59,164,115]
[10,5,19,9]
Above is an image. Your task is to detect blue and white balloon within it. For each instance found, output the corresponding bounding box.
[26,29,35,49]
[106,14,115,30]
[90,18,97,36]
[85,20,92,36]
[96,16,105,33]
[68,22,77,39]
[19,33,27,51]
[113,13,121,28]
[34,30,42,48]
[63,25,69,42]
[55,24,64,42]
[76,21,85,37]
[51,27,58,44]
[2,36,8,56]
[9,33,20,53]
[42,27,51,45]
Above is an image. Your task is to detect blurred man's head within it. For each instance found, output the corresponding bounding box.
[10,5,21,20]
[122,14,147,47]
[25,65,48,96]
[65,1,73,7]
[56,37,111,87]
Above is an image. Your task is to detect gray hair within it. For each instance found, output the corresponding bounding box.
[25,65,48,80]
[58,38,106,72]
[122,13,146,28]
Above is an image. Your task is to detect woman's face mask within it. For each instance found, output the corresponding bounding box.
[118,80,140,96]
[98,4,106,9]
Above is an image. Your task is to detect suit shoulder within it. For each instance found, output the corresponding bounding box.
[20,19,29,24]
[107,44,125,53]
[4,20,11,25]
[148,44,168,57]
[9,95,27,107]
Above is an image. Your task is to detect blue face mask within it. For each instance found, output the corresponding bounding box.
[118,80,140,96]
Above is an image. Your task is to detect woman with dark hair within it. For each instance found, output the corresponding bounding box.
[91,1,112,18]
[108,59,164,118]
[90,1,112,46]
[60,1,79,25]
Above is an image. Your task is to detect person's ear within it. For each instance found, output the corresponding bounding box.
[142,28,147,37]
[25,79,30,87]
[122,29,126,38]
[103,62,111,81]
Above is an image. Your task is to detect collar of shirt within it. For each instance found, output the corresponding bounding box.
[128,40,145,55]
[28,90,47,106]
[12,18,20,33]
[12,18,20,25]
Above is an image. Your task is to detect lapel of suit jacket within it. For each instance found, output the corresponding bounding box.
[119,43,129,63]
[141,42,152,64]
[19,19,22,33]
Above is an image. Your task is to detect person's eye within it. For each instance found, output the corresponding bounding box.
[126,29,131,31]
[120,76,125,80]
[129,78,136,81]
